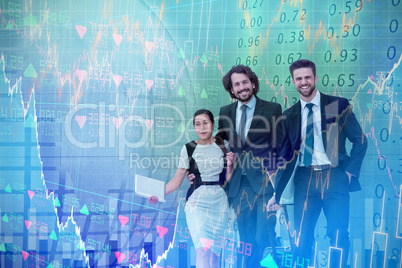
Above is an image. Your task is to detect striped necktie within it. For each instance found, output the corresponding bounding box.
[303,103,314,167]
[239,104,247,146]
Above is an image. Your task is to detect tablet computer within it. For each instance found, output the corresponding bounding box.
[135,174,166,203]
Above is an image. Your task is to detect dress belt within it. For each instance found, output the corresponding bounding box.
[199,181,220,186]
[300,164,332,171]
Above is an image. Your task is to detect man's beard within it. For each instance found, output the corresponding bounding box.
[236,88,254,102]
[297,84,315,99]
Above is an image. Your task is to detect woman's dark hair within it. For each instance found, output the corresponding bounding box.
[222,65,259,99]
[193,109,214,125]
[289,59,316,78]
[192,109,227,154]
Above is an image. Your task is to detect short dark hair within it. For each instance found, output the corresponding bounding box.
[193,109,214,125]
[222,65,259,99]
[289,59,316,78]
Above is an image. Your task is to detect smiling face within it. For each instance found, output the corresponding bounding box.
[292,67,318,102]
[230,72,255,104]
[194,114,214,141]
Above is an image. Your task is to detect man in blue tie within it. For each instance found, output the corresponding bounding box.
[217,65,283,267]
[268,59,367,268]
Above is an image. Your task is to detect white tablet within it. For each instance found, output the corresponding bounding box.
[135,174,166,203]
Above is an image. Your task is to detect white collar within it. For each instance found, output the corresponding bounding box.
[237,95,257,110]
[300,91,320,109]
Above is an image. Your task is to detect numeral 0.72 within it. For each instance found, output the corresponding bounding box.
[279,9,306,23]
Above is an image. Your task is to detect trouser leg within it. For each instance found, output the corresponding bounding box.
[234,185,261,268]
[293,169,322,267]
[255,194,278,263]
[323,168,350,268]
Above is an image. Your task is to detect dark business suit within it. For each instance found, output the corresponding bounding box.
[217,96,282,267]
[275,92,367,268]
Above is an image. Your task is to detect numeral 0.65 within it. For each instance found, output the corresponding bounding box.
[322,74,355,87]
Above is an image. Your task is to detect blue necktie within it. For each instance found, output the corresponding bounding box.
[239,104,247,146]
[304,103,314,167]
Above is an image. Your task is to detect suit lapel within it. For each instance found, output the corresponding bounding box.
[227,102,240,147]
[249,97,263,132]
[229,102,237,133]
[291,101,302,146]
[320,93,329,151]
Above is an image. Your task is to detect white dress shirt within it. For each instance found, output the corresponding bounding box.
[299,91,331,167]
[235,96,256,139]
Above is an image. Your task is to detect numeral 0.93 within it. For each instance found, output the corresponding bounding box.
[324,49,357,62]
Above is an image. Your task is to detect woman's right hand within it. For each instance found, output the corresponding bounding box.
[226,152,235,167]
[148,196,159,204]
[187,172,196,185]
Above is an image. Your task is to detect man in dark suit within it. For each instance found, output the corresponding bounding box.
[268,59,367,268]
[218,65,283,267]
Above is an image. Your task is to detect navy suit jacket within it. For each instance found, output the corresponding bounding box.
[217,96,283,197]
[275,93,367,202]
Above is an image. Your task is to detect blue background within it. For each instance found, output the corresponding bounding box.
[0,0,401,267]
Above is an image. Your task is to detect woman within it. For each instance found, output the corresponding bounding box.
[149,109,234,268]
